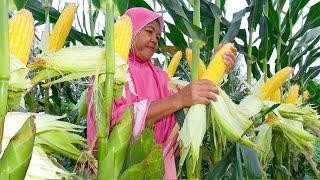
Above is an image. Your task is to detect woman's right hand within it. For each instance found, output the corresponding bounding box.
[174,79,219,108]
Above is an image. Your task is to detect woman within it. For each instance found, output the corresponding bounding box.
[87,7,237,179]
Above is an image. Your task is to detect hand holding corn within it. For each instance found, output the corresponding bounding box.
[214,44,237,73]
[173,79,219,107]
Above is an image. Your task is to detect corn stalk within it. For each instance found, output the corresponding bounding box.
[0,0,9,154]
[43,0,50,113]
[213,0,220,48]
[97,0,114,178]
[188,0,201,178]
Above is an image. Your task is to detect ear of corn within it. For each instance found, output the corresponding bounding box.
[259,67,294,100]
[49,3,77,52]
[201,43,234,86]
[285,84,299,104]
[185,48,207,79]
[0,115,35,179]
[166,51,182,78]
[270,88,281,103]
[104,107,132,179]
[9,9,34,64]
[115,15,133,61]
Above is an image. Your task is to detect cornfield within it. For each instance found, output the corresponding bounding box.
[1,0,319,179]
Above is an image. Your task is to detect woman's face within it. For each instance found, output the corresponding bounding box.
[133,20,161,61]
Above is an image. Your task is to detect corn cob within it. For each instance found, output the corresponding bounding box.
[49,3,77,52]
[285,84,299,104]
[201,43,234,86]
[259,67,294,100]
[266,89,281,124]
[166,51,182,78]
[115,15,133,61]
[185,48,207,79]
[9,10,34,64]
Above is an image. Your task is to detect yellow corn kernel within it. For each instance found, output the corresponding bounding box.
[115,15,133,61]
[266,115,278,124]
[259,67,294,100]
[9,10,34,64]
[49,3,77,52]
[201,43,234,86]
[166,51,182,78]
[285,84,299,104]
[270,88,281,103]
[185,48,207,79]
[303,90,310,101]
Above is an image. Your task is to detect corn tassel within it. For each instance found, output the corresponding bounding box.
[9,10,34,64]
[259,67,294,100]
[201,43,234,86]
[285,84,299,104]
[115,15,133,61]
[166,51,182,78]
[185,48,206,79]
[49,3,77,52]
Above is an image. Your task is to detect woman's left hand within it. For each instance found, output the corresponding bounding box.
[215,44,237,73]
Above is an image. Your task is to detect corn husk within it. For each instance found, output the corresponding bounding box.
[104,107,132,179]
[0,116,35,179]
[2,112,90,179]
[29,46,129,85]
[119,144,164,179]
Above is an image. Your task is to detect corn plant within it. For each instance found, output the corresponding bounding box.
[0,0,9,154]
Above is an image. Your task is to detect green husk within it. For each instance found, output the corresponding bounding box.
[0,115,35,179]
[119,144,164,179]
[123,128,154,170]
[104,107,132,179]
[179,104,206,171]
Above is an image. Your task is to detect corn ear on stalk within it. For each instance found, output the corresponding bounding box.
[266,88,281,124]
[0,116,35,179]
[185,48,207,79]
[285,84,299,104]
[105,107,132,179]
[9,9,34,64]
[259,67,294,100]
[115,15,133,61]
[202,43,234,86]
[49,3,77,51]
[166,51,182,78]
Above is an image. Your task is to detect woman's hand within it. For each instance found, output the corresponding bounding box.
[215,44,237,73]
[173,79,219,108]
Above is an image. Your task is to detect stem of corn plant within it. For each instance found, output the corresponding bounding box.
[247,27,253,84]
[43,0,50,113]
[187,1,201,178]
[191,0,200,81]
[263,2,268,82]
[88,0,94,38]
[98,0,114,178]
[0,0,9,154]
[213,0,220,48]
